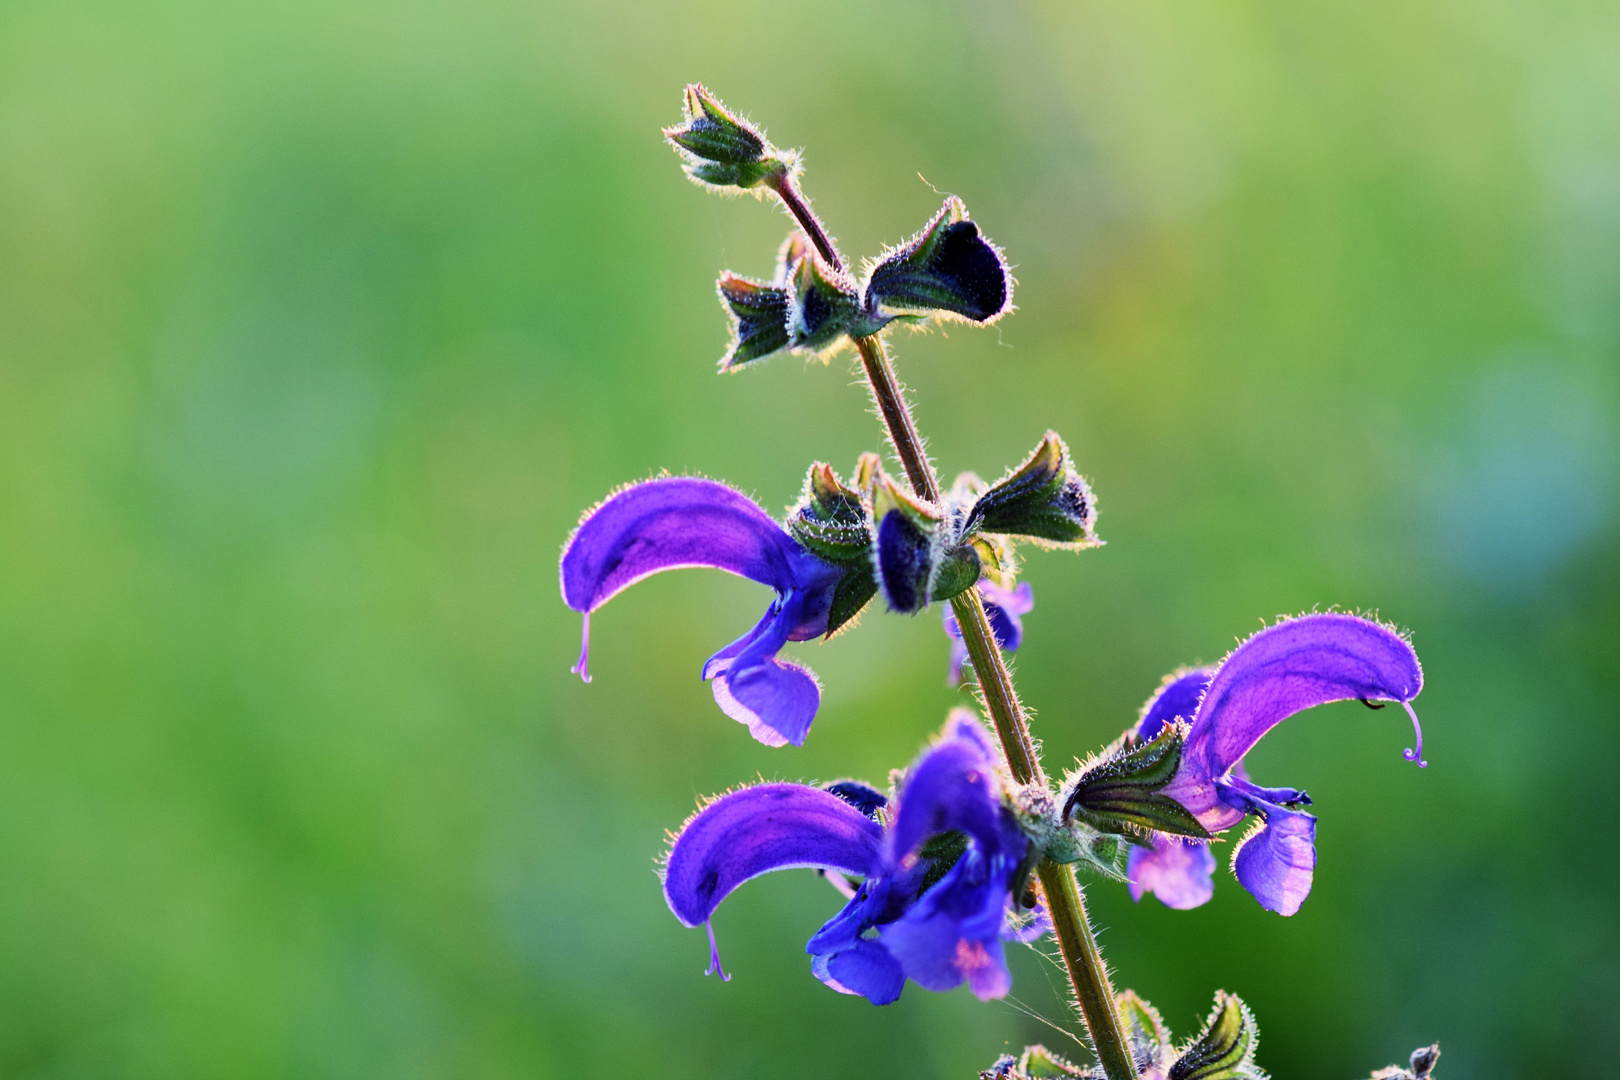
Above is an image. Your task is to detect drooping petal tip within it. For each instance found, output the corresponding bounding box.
[1230,807,1317,916]
[1127,836,1216,910]
[663,783,883,927]
[710,655,822,747]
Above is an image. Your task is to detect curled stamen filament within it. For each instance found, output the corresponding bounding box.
[1401,700,1427,768]
[704,920,731,981]
[571,613,592,683]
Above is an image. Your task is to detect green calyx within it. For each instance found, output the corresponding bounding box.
[791,460,872,565]
[1118,990,1172,1071]
[983,990,1267,1080]
[789,457,880,638]
[1061,723,1211,840]
[1170,992,1264,1080]
[965,431,1099,549]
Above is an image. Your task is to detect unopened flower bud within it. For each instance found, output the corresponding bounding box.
[663,84,794,191]
[871,472,941,614]
[716,273,791,371]
[966,431,1099,548]
[1408,1046,1441,1079]
[788,254,859,352]
[1370,1044,1442,1080]
[863,196,1013,325]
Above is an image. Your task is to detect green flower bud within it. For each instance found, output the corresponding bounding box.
[663,84,794,191]
[966,431,1099,549]
[1170,992,1264,1080]
[716,273,790,371]
[1118,990,1172,1074]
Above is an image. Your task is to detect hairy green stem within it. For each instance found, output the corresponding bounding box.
[770,176,1138,1080]
[767,175,844,273]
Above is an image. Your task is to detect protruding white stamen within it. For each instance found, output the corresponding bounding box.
[570,612,592,683]
[704,920,731,982]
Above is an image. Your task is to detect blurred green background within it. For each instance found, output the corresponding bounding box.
[2,0,1617,1076]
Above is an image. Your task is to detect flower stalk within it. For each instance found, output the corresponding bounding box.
[765,160,1139,1080]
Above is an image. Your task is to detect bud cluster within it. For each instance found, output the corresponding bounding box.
[671,83,1017,373]
[782,432,1098,624]
[982,990,1267,1080]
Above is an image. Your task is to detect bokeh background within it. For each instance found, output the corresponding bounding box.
[3,0,1618,1076]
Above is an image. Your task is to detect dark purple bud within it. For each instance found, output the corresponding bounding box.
[864,197,1014,325]
[871,469,981,614]
[788,254,859,352]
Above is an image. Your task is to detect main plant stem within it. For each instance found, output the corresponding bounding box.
[868,336,1137,1080]
[770,174,1137,1080]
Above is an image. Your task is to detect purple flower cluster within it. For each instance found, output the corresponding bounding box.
[662,711,1043,1004]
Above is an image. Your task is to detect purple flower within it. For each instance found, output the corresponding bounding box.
[662,710,1042,1004]
[942,580,1035,687]
[560,476,851,747]
[1131,614,1425,915]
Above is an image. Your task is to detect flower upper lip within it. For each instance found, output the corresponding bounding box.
[559,475,856,747]
[1125,613,1425,917]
